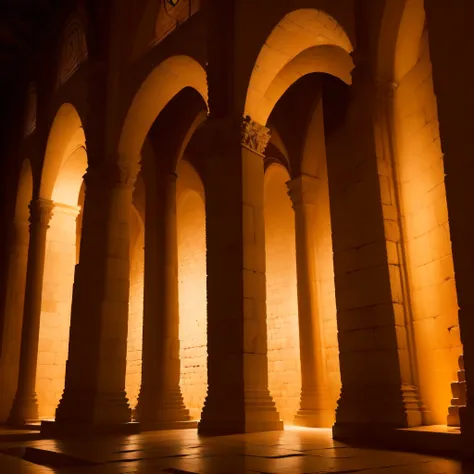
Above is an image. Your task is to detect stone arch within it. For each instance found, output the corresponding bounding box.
[378,0,462,425]
[377,0,426,84]
[264,163,300,424]
[245,8,353,124]
[40,103,86,201]
[36,103,88,418]
[119,55,208,168]
[176,159,207,420]
[57,14,88,87]
[0,159,34,421]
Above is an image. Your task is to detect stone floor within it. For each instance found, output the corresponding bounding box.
[0,426,471,473]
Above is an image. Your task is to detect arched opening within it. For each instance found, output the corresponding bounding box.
[245,8,353,125]
[37,104,87,418]
[119,55,208,425]
[0,160,33,421]
[177,160,207,420]
[378,0,462,425]
[245,9,353,427]
[264,163,300,424]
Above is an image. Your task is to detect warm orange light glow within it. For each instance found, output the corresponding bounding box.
[392,25,461,423]
[126,207,145,410]
[36,104,87,418]
[264,164,301,424]
[177,161,207,420]
[36,204,79,417]
[245,9,353,125]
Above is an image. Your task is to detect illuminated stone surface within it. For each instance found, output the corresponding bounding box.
[0,428,469,473]
[0,0,473,458]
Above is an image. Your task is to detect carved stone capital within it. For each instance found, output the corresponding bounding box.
[287,175,319,208]
[29,198,54,228]
[241,115,271,157]
[84,157,141,191]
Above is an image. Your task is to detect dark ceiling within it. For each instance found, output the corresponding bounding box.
[0,0,62,83]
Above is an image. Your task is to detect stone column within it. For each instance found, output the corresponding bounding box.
[425,2,474,445]
[0,214,30,420]
[47,159,138,436]
[329,65,422,440]
[8,198,54,426]
[136,172,193,430]
[198,116,282,435]
[287,175,333,427]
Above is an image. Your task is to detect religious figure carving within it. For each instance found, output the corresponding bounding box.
[58,16,88,86]
[240,116,271,156]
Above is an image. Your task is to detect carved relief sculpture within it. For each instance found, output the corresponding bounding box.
[58,16,88,87]
[240,116,271,156]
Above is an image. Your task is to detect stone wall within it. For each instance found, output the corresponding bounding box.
[36,208,76,418]
[395,30,462,424]
[178,190,207,420]
[264,164,301,423]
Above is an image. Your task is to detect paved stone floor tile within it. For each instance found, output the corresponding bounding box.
[0,427,472,473]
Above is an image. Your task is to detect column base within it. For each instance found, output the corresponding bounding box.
[7,393,39,427]
[135,388,192,424]
[333,384,423,438]
[40,420,139,438]
[140,420,198,431]
[293,388,335,428]
[55,389,131,426]
[294,409,334,428]
[198,389,283,435]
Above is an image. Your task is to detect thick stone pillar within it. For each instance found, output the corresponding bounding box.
[287,175,333,427]
[8,198,54,426]
[46,159,138,435]
[136,172,193,429]
[425,1,474,446]
[0,214,30,421]
[329,65,422,440]
[198,116,282,435]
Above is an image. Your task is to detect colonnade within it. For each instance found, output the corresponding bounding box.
[2,3,474,454]
[2,114,338,436]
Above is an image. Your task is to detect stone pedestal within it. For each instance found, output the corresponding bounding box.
[448,355,466,427]
[287,175,333,428]
[51,160,136,433]
[136,172,192,430]
[198,116,282,435]
[7,198,54,426]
